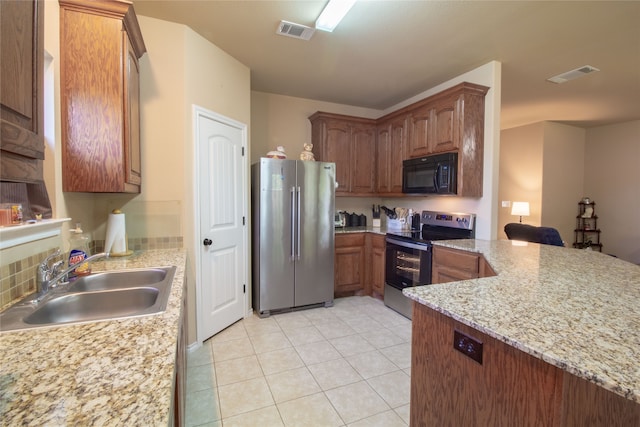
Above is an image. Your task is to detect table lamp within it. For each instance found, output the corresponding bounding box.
[511,202,530,223]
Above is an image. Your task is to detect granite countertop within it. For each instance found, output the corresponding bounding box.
[334,226,390,235]
[0,249,186,426]
[404,239,640,403]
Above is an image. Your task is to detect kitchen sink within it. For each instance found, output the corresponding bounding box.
[67,268,169,292]
[0,266,176,332]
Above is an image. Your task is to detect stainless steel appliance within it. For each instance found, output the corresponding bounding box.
[402,152,458,194]
[251,159,336,317]
[385,210,475,319]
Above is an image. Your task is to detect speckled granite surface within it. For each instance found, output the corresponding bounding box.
[404,240,640,403]
[335,226,387,235]
[0,249,186,426]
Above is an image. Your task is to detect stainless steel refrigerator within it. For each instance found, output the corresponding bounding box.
[251,158,335,317]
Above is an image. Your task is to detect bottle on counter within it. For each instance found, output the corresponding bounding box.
[68,223,91,278]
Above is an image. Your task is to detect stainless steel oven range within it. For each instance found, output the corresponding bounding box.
[384,210,475,319]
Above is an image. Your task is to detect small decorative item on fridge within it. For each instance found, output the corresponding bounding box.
[299,143,315,161]
[266,146,287,159]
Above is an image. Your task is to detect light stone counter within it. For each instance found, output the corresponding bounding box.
[0,249,186,426]
[404,239,640,403]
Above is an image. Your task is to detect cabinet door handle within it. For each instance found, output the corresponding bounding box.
[203,238,212,246]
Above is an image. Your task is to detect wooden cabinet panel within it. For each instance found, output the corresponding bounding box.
[411,303,564,426]
[60,0,146,193]
[375,125,390,193]
[411,300,640,426]
[351,124,375,193]
[376,116,406,194]
[124,34,142,186]
[322,119,351,195]
[432,246,495,284]
[309,112,376,196]
[369,233,385,296]
[0,0,44,183]
[431,96,458,153]
[335,233,366,295]
[407,105,432,158]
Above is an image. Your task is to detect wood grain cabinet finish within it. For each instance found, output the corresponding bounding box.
[368,233,385,296]
[376,116,406,195]
[334,233,367,296]
[432,246,496,284]
[311,82,488,197]
[59,0,146,193]
[0,0,44,183]
[411,299,640,426]
[309,112,376,196]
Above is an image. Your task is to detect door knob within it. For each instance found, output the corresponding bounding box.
[203,238,212,246]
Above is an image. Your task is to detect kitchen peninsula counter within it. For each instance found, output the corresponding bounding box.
[0,249,186,426]
[404,239,640,408]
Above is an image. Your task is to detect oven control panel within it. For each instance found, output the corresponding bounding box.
[421,210,475,230]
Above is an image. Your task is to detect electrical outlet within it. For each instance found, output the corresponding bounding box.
[501,201,511,208]
[453,330,483,364]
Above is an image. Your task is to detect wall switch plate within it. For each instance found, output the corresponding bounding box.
[453,330,483,364]
[501,200,511,208]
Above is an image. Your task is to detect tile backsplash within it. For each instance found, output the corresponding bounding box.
[1,236,183,309]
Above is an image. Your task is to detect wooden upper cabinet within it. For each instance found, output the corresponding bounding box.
[376,116,406,194]
[431,95,458,153]
[351,123,376,194]
[0,0,44,183]
[309,112,376,196]
[407,105,432,158]
[311,82,488,197]
[60,0,146,193]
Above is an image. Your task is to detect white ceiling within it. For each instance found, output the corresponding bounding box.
[132,0,640,129]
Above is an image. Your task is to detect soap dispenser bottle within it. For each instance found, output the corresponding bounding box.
[68,223,91,278]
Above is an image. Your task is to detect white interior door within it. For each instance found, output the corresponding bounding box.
[195,106,248,342]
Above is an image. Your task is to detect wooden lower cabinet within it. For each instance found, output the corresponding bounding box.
[171,277,187,426]
[411,302,640,426]
[369,233,385,296]
[335,233,366,296]
[432,245,495,283]
[334,232,385,298]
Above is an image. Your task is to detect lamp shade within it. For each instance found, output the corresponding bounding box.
[511,202,530,217]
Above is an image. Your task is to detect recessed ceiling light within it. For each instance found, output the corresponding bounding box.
[315,0,356,32]
[547,65,600,84]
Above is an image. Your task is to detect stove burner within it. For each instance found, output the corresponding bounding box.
[386,210,476,244]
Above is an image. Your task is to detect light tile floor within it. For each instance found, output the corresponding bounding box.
[185,296,412,427]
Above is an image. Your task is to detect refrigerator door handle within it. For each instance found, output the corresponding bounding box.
[290,186,296,261]
[296,186,301,260]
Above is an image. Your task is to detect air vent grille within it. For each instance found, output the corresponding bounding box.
[276,20,315,40]
[547,65,600,84]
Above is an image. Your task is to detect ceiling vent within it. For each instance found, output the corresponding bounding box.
[547,65,600,84]
[276,20,315,40]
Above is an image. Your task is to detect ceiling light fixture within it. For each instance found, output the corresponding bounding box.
[315,0,356,32]
[547,65,600,84]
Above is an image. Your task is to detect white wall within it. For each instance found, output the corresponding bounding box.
[584,120,640,263]
[134,15,251,344]
[541,122,585,243]
[498,122,585,243]
[250,92,381,164]
[498,123,544,236]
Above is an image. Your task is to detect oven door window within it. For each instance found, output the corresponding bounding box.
[385,239,431,290]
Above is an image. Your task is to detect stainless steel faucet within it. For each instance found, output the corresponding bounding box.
[35,251,109,301]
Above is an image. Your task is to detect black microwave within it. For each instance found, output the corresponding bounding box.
[402,152,458,194]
